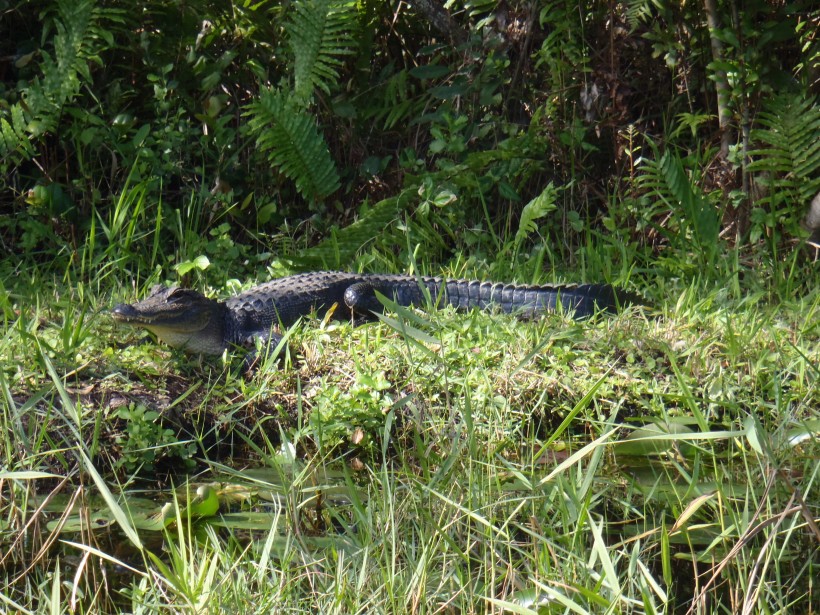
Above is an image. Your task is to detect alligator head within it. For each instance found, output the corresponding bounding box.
[112,285,228,354]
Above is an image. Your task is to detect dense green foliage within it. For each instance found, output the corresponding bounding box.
[2,0,817,277]
[0,0,818,612]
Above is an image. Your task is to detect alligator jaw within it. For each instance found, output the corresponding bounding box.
[112,286,228,355]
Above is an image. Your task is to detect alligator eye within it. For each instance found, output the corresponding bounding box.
[167,288,192,303]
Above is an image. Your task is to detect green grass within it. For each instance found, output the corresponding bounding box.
[1,237,818,613]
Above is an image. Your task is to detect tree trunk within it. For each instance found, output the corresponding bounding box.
[704,0,733,158]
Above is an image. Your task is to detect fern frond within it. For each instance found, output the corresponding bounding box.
[514,183,558,255]
[293,194,408,267]
[0,107,34,159]
[637,150,720,259]
[623,0,655,30]
[747,93,820,206]
[0,0,121,166]
[245,89,340,200]
[286,0,358,102]
[28,0,95,135]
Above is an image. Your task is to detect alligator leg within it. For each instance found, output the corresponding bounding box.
[342,281,395,317]
[238,330,287,372]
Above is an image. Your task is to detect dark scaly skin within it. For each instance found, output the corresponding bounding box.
[112,271,638,356]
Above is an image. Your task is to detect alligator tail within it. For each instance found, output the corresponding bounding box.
[346,277,638,319]
[430,279,636,318]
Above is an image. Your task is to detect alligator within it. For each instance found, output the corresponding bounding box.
[111,271,638,357]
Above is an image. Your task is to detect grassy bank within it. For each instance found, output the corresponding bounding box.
[1,235,818,613]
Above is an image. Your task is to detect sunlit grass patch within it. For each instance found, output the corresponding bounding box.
[1,265,818,612]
